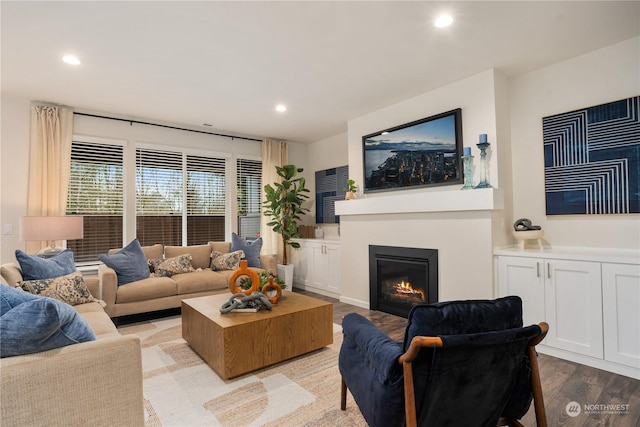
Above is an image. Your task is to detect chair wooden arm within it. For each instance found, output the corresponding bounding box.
[529,322,549,427]
[398,336,443,364]
[399,323,549,427]
[398,336,443,427]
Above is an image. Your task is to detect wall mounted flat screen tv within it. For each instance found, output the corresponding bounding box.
[363,108,463,193]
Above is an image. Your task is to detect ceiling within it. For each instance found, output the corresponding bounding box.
[2,1,639,144]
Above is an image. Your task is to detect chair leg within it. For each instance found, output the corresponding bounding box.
[340,377,347,410]
[528,346,547,427]
[403,362,417,427]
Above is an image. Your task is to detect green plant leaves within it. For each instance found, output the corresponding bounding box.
[262,164,310,265]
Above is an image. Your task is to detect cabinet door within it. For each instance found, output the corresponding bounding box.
[311,243,329,289]
[544,259,603,358]
[291,241,311,286]
[602,263,640,369]
[497,256,545,327]
[325,243,341,294]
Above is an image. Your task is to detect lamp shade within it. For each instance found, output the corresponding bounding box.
[20,216,84,242]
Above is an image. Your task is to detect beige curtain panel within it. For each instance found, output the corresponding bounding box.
[260,139,288,262]
[26,104,74,252]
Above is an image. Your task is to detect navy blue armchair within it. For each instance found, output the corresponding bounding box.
[339,296,548,427]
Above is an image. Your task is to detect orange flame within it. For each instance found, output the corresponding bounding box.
[395,280,425,300]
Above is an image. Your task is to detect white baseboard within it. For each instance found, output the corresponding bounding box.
[339,295,369,309]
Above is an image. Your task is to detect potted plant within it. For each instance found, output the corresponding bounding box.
[240,271,286,291]
[263,164,310,287]
[345,179,358,200]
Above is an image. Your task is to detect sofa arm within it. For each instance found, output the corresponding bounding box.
[260,254,277,276]
[84,276,100,299]
[0,335,144,426]
[98,264,118,317]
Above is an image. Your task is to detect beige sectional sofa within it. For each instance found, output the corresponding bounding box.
[100,241,277,318]
[0,268,144,426]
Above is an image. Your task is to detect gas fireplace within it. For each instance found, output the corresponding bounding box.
[369,245,438,318]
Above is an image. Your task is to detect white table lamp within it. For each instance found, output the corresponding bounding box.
[20,216,84,257]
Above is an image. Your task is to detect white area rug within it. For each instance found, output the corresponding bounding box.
[118,316,363,427]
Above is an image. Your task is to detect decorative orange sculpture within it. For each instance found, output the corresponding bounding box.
[261,276,282,304]
[228,260,259,294]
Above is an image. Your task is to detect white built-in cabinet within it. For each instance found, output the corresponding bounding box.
[291,239,341,298]
[602,263,640,369]
[495,247,639,380]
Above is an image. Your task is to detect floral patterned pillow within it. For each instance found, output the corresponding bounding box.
[210,250,244,271]
[147,258,164,273]
[18,271,99,306]
[154,254,195,277]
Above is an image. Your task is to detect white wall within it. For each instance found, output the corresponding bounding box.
[0,94,32,262]
[303,132,348,237]
[349,69,503,193]
[337,36,640,308]
[509,37,640,250]
[340,70,505,306]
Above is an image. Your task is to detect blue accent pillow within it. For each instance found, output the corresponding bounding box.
[0,284,96,358]
[230,233,263,268]
[0,283,40,315]
[15,249,76,281]
[98,239,150,286]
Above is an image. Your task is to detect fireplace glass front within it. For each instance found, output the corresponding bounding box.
[369,245,438,318]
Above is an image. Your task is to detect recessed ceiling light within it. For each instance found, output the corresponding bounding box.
[381,131,390,135]
[275,104,287,113]
[434,14,453,28]
[62,55,81,65]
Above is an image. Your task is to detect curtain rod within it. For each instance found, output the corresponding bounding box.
[73,112,262,142]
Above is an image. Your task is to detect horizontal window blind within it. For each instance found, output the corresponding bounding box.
[136,148,183,215]
[186,154,226,244]
[136,148,183,246]
[237,158,262,240]
[66,141,124,262]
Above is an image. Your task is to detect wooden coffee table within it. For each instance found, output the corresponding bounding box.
[181,292,333,379]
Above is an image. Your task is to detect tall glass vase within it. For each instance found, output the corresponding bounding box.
[461,155,474,190]
[474,142,492,189]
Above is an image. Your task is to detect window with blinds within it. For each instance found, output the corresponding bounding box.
[186,154,226,245]
[66,141,124,262]
[135,148,183,247]
[67,141,259,260]
[237,158,262,240]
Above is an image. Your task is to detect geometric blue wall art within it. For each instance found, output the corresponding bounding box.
[315,165,349,223]
[543,96,640,215]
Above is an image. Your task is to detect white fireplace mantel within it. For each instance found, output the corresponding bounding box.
[335,187,503,216]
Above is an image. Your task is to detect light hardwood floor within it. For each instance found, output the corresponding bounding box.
[295,289,640,427]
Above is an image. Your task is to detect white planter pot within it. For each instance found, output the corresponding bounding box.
[277,264,294,289]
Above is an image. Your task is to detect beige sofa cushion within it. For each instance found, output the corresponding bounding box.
[141,243,164,260]
[75,302,119,337]
[1,263,23,286]
[116,277,176,303]
[108,243,163,260]
[209,241,231,254]
[173,270,229,294]
[165,245,212,270]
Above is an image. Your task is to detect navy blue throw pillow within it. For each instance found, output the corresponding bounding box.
[98,239,150,286]
[15,249,76,281]
[230,233,263,268]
